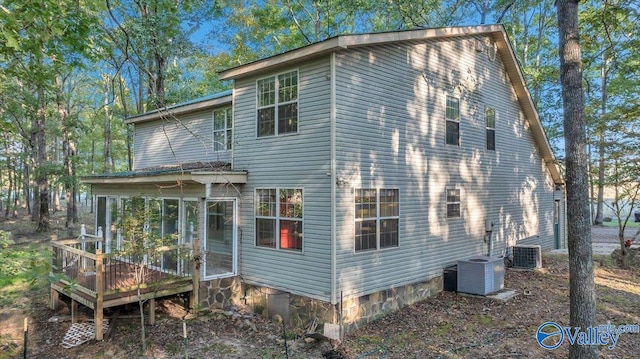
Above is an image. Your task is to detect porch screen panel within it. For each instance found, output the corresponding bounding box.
[205,200,234,278]
[183,200,199,246]
[162,199,180,272]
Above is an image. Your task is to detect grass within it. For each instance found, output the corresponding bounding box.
[201,342,236,355]
[600,219,640,228]
[0,232,51,308]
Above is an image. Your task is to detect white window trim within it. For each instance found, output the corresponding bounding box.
[256,69,299,137]
[213,107,233,152]
[203,198,238,280]
[445,187,462,219]
[445,95,460,146]
[485,106,496,151]
[354,188,400,253]
[254,187,304,252]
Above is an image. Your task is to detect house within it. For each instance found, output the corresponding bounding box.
[80,24,565,333]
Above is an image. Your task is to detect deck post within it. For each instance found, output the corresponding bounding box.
[191,237,200,312]
[71,300,78,323]
[95,250,104,341]
[149,298,156,325]
[50,288,59,310]
[50,238,59,310]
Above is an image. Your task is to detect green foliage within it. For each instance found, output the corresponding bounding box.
[0,231,51,306]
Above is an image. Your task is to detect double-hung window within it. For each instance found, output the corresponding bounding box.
[213,107,233,151]
[255,188,303,251]
[445,96,460,145]
[355,189,399,251]
[485,107,496,151]
[446,188,461,218]
[257,70,298,137]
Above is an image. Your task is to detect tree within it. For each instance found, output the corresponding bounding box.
[0,0,101,232]
[116,196,186,354]
[556,1,598,358]
[580,0,640,225]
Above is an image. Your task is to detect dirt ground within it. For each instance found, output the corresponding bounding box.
[1,209,639,358]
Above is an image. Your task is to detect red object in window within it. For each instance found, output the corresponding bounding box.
[281,227,293,249]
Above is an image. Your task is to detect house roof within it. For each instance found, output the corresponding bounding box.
[125,90,232,124]
[218,25,563,185]
[81,161,247,185]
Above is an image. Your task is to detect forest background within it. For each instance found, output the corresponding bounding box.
[0,0,638,234]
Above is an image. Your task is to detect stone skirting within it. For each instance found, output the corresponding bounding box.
[197,276,243,310]
[197,275,443,334]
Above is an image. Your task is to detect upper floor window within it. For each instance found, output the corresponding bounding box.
[213,107,232,151]
[255,188,303,251]
[355,188,399,251]
[485,107,495,151]
[445,96,460,145]
[257,70,298,137]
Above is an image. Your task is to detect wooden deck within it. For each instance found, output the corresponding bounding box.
[50,237,195,340]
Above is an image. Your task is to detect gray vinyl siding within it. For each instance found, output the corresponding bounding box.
[232,58,333,301]
[133,107,232,170]
[333,37,558,298]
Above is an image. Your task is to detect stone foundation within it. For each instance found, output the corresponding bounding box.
[198,275,442,334]
[198,276,243,310]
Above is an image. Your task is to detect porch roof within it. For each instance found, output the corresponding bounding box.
[81,161,247,185]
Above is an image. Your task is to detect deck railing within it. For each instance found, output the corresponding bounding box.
[51,235,192,298]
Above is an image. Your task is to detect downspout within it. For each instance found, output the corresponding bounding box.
[330,52,337,307]
[231,89,236,170]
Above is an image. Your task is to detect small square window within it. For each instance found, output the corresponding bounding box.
[446,188,461,218]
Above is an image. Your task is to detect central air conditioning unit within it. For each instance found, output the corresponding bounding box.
[511,245,542,269]
[457,256,504,295]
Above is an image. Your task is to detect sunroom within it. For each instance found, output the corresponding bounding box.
[50,162,248,339]
[82,161,247,281]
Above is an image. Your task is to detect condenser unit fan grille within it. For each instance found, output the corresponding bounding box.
[511,245,542,269]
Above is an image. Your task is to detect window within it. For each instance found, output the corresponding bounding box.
[485,107,495,151]
[445,96,460,145]
[213,107,232,151]
[446,188,461,218]
[257,70,298,137]
[355,189,399,251]
[255,188,303,251]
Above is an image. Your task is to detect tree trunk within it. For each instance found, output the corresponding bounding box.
[3,136,13,219]
[556,1,598,358]
[594,55,609,225]
[30,124,38,222]
[58,76,77,237]
[36,92,50,232]
[103,75,112,173]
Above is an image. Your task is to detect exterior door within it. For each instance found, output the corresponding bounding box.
[204,199,236,279]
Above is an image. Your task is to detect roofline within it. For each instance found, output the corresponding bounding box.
[81,171,247,185]
[492,30,563,184]
[218,25,505,81]
[126,90,232,125]
[218,24,562,185]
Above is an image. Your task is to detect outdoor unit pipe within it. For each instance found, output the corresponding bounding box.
[485,219,494,257]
